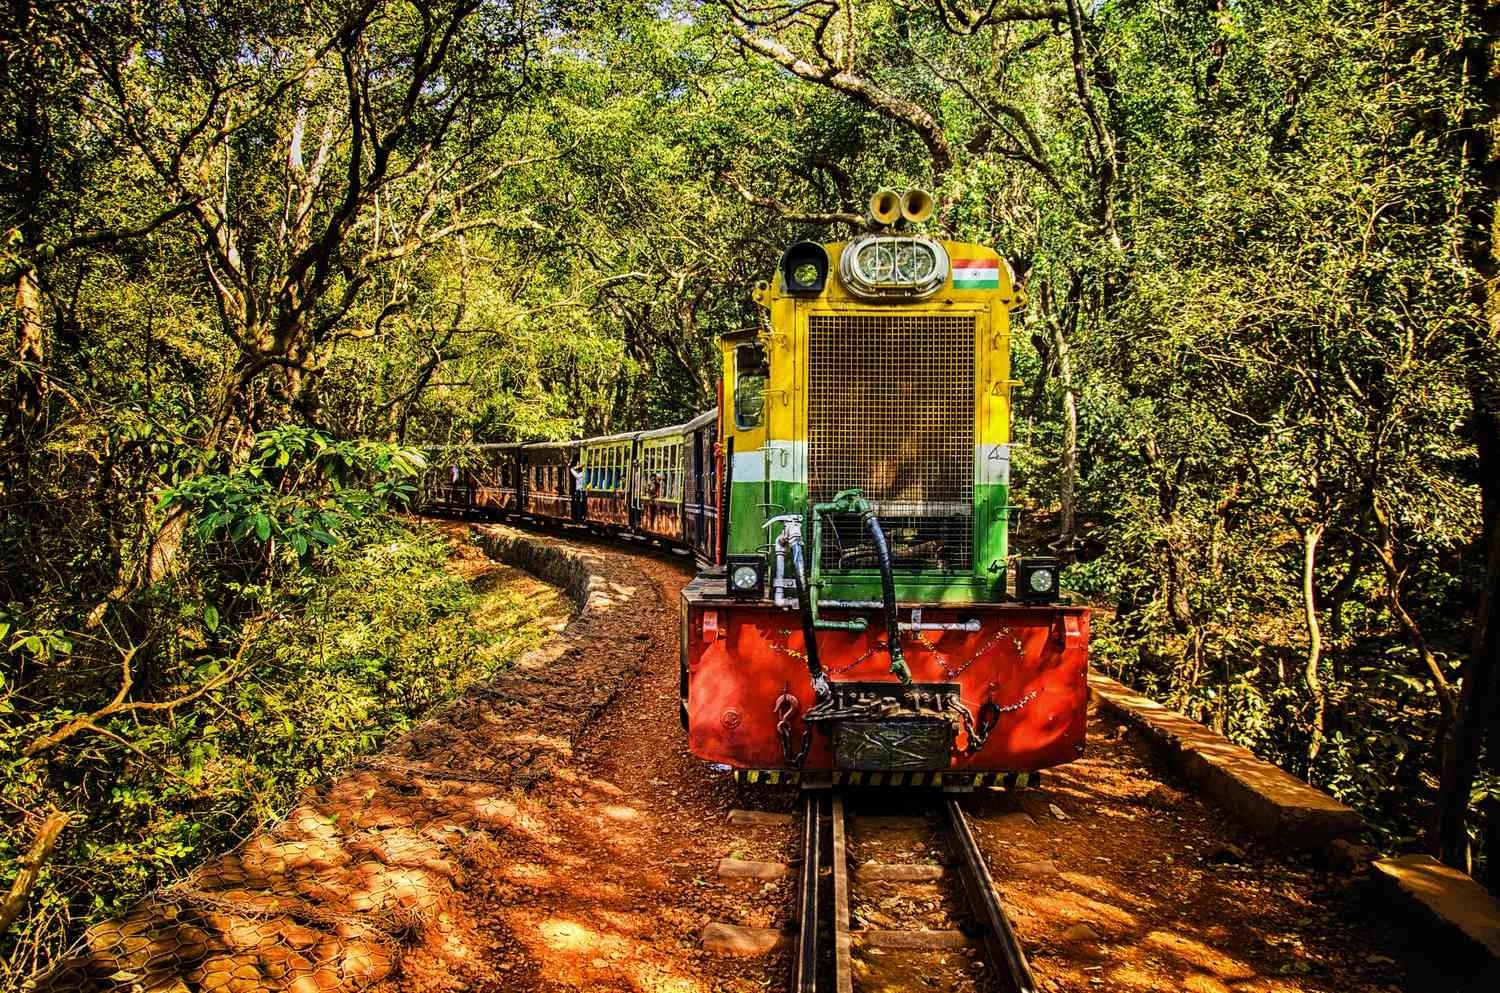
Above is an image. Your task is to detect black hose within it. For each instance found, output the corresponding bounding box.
[861,509,911,683]
[788,538,826,686]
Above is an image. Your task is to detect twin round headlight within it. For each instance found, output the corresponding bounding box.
[1017,557,1060,603]
[839,235,949,300]
[726,555,765,598]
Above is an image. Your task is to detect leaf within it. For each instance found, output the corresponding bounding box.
[203,604,220,633]
[254,514,271,542]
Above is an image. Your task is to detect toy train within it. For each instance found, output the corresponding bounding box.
[421,409,721,559]
[422,188,1090,790]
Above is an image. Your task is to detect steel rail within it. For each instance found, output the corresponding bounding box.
[945,798,1038,993]
[830,791,853,993]
[794,792,823,993]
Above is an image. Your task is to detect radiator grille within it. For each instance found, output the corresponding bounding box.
[807,313,975,572]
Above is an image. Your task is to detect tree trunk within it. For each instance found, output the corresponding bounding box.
[1056,318,1079,558]
[11,266,45,429]
[0,809,68,939]
[1439,385,1500,873]
[1438,0,1500,875]
[1302,523,1329,767]
[1370,497,1458,775]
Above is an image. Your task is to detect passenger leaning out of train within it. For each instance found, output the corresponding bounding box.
[569,458,586,521]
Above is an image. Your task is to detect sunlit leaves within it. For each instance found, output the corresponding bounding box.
[159,427,425,568]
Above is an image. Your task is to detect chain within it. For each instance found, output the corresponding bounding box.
[773,687,812,768]
[936,625,1025,681]
[770,631,884,675]
[771,624,1026,680]
[951,688,1039,754]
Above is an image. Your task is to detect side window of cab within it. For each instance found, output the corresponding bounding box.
[734,343,769,430]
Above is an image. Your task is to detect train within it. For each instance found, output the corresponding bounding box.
[421,187,1090,790]
[421,409,722,559]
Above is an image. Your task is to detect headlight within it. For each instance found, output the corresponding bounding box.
[839,235,948,299]
[725,555,765,598]
[1017,557,1060,603]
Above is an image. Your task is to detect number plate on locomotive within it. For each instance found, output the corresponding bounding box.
[826,680,960,714]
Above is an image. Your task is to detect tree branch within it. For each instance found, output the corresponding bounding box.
[24,618,264,756]
[722,5,955,176]
[718,169,864,225]
[0,810,69,938]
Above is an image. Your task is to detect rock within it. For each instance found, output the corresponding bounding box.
[1139,784,1188,810]
[700,923,785,956]
[1201,842,1246,864]
[856,861,945,882]
[727,809,794,827]
[857,930,976,950]
[1017,859,1061,876]
[1061,924,1100,943]
[1322,837,1375,873]
[717,858,789,881]
[1048,803,1069,821]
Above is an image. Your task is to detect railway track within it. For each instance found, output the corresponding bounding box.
[792,789,1038,993]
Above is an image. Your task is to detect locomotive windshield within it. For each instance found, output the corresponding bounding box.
[733,343,768,429]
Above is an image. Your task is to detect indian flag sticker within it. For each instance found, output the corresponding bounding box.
[952,258,1000,289]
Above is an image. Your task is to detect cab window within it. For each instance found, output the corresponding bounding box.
[734,343,769,430]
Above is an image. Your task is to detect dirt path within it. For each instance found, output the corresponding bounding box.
[964,716,1440,993]
[393,533,791,993]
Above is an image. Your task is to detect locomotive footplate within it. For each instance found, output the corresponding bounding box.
[822,681,960,771]
[731,769,1043,790]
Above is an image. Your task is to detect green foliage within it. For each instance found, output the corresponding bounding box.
[2,0,1497,977]
[160,428,426,562]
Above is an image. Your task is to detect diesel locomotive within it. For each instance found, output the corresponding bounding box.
[422,188,1090,789]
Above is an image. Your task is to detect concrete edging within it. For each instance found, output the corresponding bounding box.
[471,525,593,613]
[1373,854,1500,974]
[1088,672,1361,850]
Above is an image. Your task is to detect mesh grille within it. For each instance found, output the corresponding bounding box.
[807,313,975,572]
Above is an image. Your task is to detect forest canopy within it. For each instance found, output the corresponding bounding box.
[2,0,1498,984]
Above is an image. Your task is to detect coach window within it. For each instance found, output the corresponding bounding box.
[734,343,768,430]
